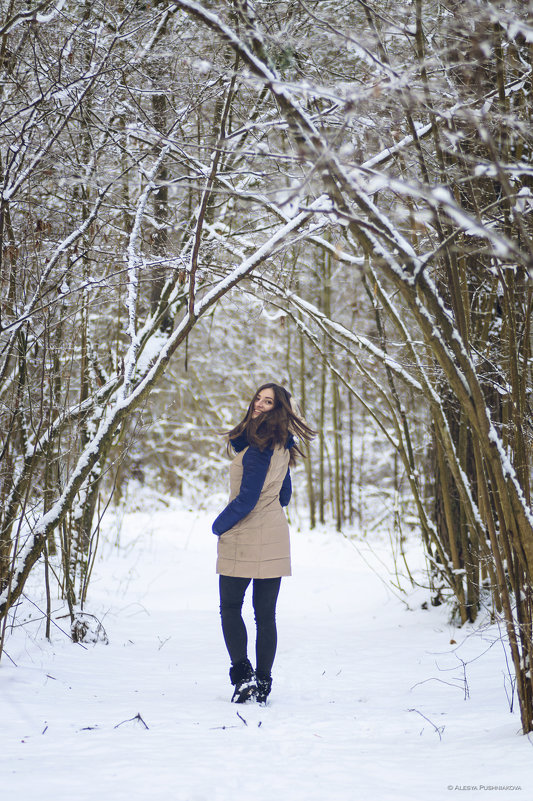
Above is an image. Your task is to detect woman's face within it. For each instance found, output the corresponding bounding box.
[252,387,276,418]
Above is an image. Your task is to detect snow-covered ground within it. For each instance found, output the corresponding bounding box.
[1,498,532,801]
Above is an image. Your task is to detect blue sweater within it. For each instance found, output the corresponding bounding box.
[212,435,293,536]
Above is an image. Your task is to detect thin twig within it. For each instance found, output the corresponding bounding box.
[407,708,445,740]
[114,713,149,730]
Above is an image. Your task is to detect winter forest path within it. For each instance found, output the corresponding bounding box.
[1,503,532,801]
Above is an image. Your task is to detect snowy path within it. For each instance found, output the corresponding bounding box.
[2,503,532,801]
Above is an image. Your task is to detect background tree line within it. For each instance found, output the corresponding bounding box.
[1,0,533,732]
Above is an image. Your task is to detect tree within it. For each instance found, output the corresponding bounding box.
[170,0,533,732]
[0,0,325,646]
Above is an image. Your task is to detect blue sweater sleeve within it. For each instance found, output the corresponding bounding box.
[229,432,248,452]
[212,446,273,536]
[279,468,292,507]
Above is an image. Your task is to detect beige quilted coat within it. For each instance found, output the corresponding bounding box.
[216,445,291,579]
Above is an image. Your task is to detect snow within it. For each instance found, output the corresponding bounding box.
[36,0,67,24]
[2,498,532,801]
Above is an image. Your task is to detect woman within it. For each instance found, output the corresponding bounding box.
[212,383,315,705]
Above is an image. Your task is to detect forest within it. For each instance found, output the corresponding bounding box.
[1,0,533,739]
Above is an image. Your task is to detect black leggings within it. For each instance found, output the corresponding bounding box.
[219,575,282,678]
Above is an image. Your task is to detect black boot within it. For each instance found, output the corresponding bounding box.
[229,658,256,703]
[255,673,272,706]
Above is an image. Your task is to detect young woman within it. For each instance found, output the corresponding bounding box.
[212,383,315,705]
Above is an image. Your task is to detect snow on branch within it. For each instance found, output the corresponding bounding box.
[0,0,64,35]
[194,196,329,314]
[0,185,112,370]
[2,51,116,203]
[122,145,170,398]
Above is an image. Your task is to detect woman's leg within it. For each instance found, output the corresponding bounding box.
[252,577,282,678]
[218,575,251,666]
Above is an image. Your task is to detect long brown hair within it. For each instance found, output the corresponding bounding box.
[227,383,315,466]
